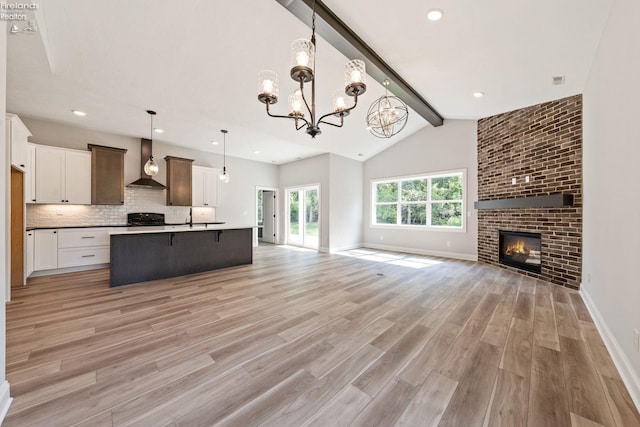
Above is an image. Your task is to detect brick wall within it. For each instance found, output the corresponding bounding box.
[477,95,582,289]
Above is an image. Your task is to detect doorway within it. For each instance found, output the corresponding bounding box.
[286,186,319,250]
[256,187,277,244]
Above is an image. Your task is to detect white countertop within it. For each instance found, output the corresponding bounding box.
[109,224,256,235]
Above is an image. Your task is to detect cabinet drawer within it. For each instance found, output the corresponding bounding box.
[58,246,110,268]
[58,228,112,248]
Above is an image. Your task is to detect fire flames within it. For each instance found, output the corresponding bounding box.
[504,240,528,256]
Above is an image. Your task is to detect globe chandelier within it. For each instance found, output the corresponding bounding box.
[366,79,409,138]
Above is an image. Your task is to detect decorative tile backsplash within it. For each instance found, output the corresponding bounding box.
[26,187,216,227]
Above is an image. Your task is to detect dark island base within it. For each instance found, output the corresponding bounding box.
[110,228,253,287]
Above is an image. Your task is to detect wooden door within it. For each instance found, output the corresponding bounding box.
[11,167,24,287]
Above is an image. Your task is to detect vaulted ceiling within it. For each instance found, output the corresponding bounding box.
[6,0,612,163]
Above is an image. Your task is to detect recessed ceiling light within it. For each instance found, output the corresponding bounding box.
[427,8,443,21]
[153,128,164,134]
[473,91,484,98]
[71,110,86,117]
[210,141,219,145]
[253,150,261,154]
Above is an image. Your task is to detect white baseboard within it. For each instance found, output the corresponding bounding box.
[362,243,478,262]
[319,246,330,254]
[0,381,12,424]
[29,263,109,278]
[580,286,640,410]
[329,243,363,254]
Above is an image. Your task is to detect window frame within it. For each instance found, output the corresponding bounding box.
[370,169,467,233]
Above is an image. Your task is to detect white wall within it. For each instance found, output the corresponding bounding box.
[581,0,640,407]
[278,153,330,250]
[363,119,478,260]
[20,117,278,226]
[329,153,363,251]
[0,20,12,422]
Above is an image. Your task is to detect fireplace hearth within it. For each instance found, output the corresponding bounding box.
[499,230,541,274]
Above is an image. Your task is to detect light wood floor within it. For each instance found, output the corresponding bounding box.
[4,245,640,426]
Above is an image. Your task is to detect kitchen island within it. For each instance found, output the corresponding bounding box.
[109,224,254,287]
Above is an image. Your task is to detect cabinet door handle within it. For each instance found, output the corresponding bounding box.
[61,199,65,202]
[82,236,95,239]
[82,254,95,258]
[32,199,36,202]
[53,231,57,234]
[20,164,25,168]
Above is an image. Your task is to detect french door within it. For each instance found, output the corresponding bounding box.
[286,186,319,249]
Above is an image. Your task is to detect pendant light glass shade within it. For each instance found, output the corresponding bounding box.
[219,129,230,184]
[290,39,314,82]
[219,167,230,183]
[258,70,279,104]
[144,157,159,176]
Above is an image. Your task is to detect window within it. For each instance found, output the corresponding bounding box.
[372,170,464,230]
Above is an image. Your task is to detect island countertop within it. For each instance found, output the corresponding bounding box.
[108,223,256,235]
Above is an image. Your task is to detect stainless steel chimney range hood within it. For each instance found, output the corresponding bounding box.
[127,138,166,189]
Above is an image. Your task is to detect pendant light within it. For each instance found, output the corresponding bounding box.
[257,0,366,138]
[366,79,409,138]
[219,129,230,183]
[143,110,159,176]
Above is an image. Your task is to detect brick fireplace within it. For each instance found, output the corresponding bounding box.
[477,95,582,289]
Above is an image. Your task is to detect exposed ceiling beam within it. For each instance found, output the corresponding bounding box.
[275,0,444,127]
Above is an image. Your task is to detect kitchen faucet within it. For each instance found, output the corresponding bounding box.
[188,207,193,227]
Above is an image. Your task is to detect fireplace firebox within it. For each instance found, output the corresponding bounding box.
[499,230,541,274]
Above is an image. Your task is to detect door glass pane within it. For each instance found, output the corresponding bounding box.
[304,189,319,249]
[288,190,302,244]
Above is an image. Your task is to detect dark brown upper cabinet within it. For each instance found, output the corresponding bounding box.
[164,156,194,206]
[88,144,127,205]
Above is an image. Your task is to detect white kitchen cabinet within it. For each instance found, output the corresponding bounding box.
[57,227,112,248]
[7,113,32,172]
[192,166,219,207]
[34,229,58,271]
[57,227,113,268]
[25,143,36,203]
[35,146,91,204]
[25,230,34,278]
[33,227,115,273]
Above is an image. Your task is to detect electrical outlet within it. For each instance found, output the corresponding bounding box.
[446,241,451,247]
[635,329,640,352]
[511,177,517,185]
[525,176,530,183]
[587,273,591,283]
[380,235,384,241]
